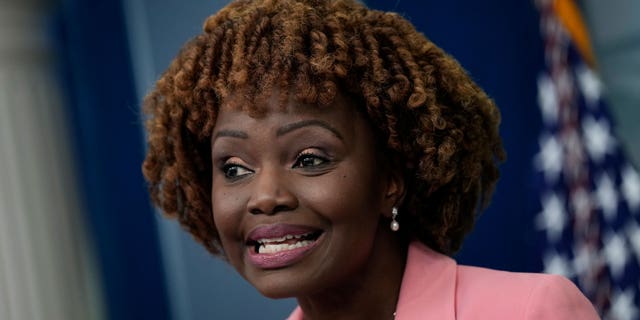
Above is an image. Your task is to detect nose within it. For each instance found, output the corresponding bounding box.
[246,167,298,215]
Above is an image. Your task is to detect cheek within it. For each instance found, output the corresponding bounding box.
[302,168,382,223]
[211,187,248,269]
[211,188,244,242]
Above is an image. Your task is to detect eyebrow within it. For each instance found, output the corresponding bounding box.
[276,119,343,140]
[213,130,249,140]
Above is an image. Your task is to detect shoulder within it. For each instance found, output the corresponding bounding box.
[456,266,600,319]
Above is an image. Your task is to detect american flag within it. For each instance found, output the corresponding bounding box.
[533,1,640,319]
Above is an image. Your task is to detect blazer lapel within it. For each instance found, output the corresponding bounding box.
[394,242,457,320]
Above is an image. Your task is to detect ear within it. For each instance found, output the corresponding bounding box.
[381,167,406,218]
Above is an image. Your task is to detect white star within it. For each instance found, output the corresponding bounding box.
[603,231,629,279]
[625,221,640,264]
[543,251,574,278]
[594,172,619,221]
[537,73,558,125]
[575,64,603,109]
[582,115,617,163]
[534,134,564,183]
[621,164,640,213]
[608,288,638,320]
[536,192,567,242]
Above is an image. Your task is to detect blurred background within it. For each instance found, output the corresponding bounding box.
[0,0,638,319]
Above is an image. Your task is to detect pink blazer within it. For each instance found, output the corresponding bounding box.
[287,242,600,319]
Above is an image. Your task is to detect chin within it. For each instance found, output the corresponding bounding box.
[243,260,331,300]
[250,274,309,299]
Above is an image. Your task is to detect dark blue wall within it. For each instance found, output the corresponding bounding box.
[54,0,170,319]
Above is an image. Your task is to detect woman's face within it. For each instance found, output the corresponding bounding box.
[210,93,398,298]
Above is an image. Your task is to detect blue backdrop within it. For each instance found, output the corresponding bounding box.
[55,0,169,319]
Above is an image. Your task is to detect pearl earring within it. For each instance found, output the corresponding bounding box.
[390,207,399,231]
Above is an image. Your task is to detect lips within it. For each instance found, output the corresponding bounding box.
[245,224,323,269]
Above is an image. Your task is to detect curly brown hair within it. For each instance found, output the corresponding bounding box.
[142,0,505,256]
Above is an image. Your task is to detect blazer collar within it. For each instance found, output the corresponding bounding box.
[394,241,457,320]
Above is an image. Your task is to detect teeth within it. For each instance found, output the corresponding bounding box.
[258,240,313,254]
[257,232,312,244]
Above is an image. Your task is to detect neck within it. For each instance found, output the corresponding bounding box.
[295,223,408,320]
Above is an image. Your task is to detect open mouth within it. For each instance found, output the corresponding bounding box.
[247,231,323,254]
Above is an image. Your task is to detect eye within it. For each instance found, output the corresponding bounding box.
[293,151,329,168]
[221,162,253,179]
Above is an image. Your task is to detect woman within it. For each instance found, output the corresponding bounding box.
[142,0,600,318]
